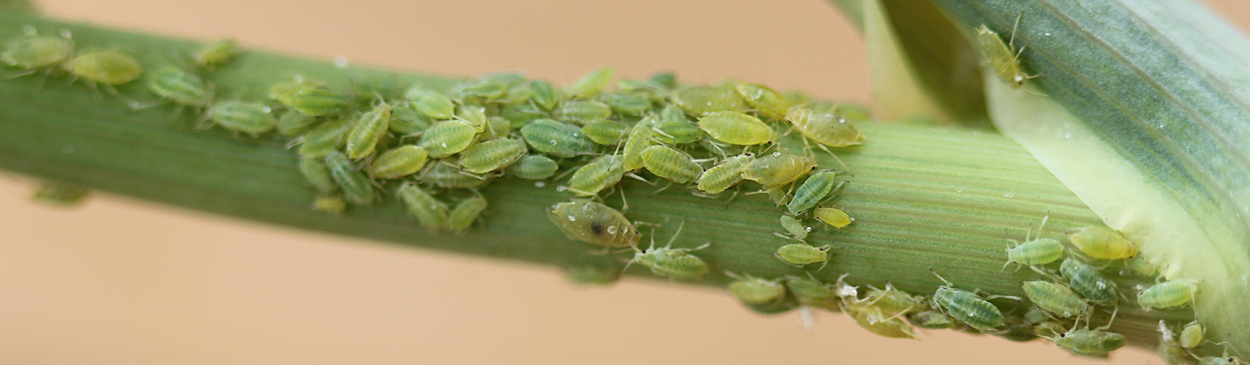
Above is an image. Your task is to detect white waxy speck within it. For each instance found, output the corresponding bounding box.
[771,152,781,156]
[567,215,576,222]
[262,106,272,113]
[535,181,546,188]
[332,56,349,68]
[440,142,448,148]
[606,226,618,235]
[1004,193,1015,198]
[1045,32,1052,37]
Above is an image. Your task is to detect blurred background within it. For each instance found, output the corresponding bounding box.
[2,0,1247,364]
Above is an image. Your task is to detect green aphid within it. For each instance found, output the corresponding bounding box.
[405,86,455,119]
[420,162,493,189]
[864,283,921,315]
[312,194,346,214]
[479,72,528,87]
[778,215,808,241]
[556,100,612,125]
[566,66,614,99]
[653,104,701,145]
[782,91,813,106]
[146,65,211,107]
[698,111,775,146]
[671,85,746,116]
[63,50,142,85]
[297,119,351,158]
[581,118,631,145]
[813,207,853,229]
[268,77,322,105]
[205,101,276,136]
[601,93,651,116]
[193,38,239,67]
[774,243,832,270]
[446,195,488,233]
[519,119,592,158]
[742,152,817,187]
[504,84,533,105]
[784,275,837,310]
[1023,305,1049,325]
[1193,344,1244,365]
[733,82,790,120]
[616,79,668,102]
[1047,310,1126,356]
[1157,322,1185,365]
[298,157,337,194]
[287,87,348,117]
[975,14,1038,89]
[324,151,374,205]
[1068,226,1139,261]
[528,79,560,111]
[725,271,785,305]
[397,182,448,231]
[785,102,865,148]
[482,116,512,140]
[567,154,624,197]
[353,77,405,100]
[548,200,640,248]
[418,120,478,158]
[1059,258,1119,307]
[457,104,488,132]
[453,79,507,101]
[1180,322,1205,349]
[2,33,73,70]
[1002,215,1065,272]
[277,110,318,137]
[368,145,429,179]
[622,115,659,171]
[909,310,955,329]
[1127,257,1157,277]
[509,154,560,180]
[564,262,623,286]
[459,138,527,174]
[1022,281,1088,318]
[842,300,919,339]
[695,153,754,194]
[1137,280,1199,311]
[500,103,550,128]
[344,102,393,160]
[743,293,801,316]
[640,145,703,184]
[627,222,711,280]
[785,170,840,215]
[31,182,89,206]
[930,270,1007,332]
[648,72,676,89]
[389,105,432,135]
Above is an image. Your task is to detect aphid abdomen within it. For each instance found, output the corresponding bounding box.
[697,111,775,145]
[1180,322,1205,349]
[547,200,640,248]
[649,251,710,280]
[568,155,625,196]
[287,87,347,117]
[654,104,702,145]
[63,51,143,85]
[566,66,614,99]
[942,290,1004,332]
[519,119,593,158]
[1007,238,1065,265]
[2,35,73,69]
[732,82,790,120]
[368,145,429,179]
[813,207,853,228]
[206,101,277,135]
[784,276,837,310]
[556,100,612,125]
[581,119,631,145]
[1060,259,1119,307]
[509,154,560,180]
[1068,226,1138,260]
[1056,329,1126,356]
[844,302,918,339]
[345,102,393,160]
[786,171,838,215]
[1138,281,1198,310]
[774,244,830,267]
[1022,281,1086,318]
[640,145,703,184]
[695,154,753,194]
[397,183,448,231]
[728,275,785,305]
[147,66,210,106]
[324,152,374,205]
[446,195,488,232]
[909,311,955,329]
[418,120,478,158]
[742,152,817,187]
[784,103,865,147]
[778,215,808,240]
[459,138,528,174]
[405,87,455,119]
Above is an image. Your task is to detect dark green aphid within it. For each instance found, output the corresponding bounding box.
[725,271,785,305]
[640,145,703,184]
[581,119,631,145]
[146,65,211,107]
[205,101,276,136]
[446,195,488,233]
[193,38,239,67]
[389,105,432,135]
[368,145,429,179]
[324,151,374,205]
[567,154,624,196]
[459,138,527,174]
[508,154,559,180]
[1022,281,1088,318]
[286,87,348,117]
[501,103,550,128]
[627,221,711,280]
[696,153,754,194]
[1059,258,1119,307]
[775,243,832,270]
[930,270,1008,332]
[519,119,592,158]
[566,66,613,99]
[277,110,318,137]
[698,111,775,146]
[622,115,659,171]
[743,293,800,316]
[63,50,142,85]
[564,260,623,286]
[602,93,651,116]
[733,82,790,120]
[1002,215,1065,272]
[672,85,746,116]
[298,157,337,194]
[653,104,701,145]
[420,162,493,189]
[405,86,455,119]
[397,182,447,231]
[528,79,560,111]
[742,152,817,187]
[345,102,393,160]
[785,170,840,215]
[975,14,1038,88]
[556,100,612,125]
[548,200,640,248]
[457,104,488,132]
[31,181,89,207]
[297,119,352,158]
[2,33,73,70]
[418,120,478,158]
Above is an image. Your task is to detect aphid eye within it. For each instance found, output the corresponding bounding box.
[1059,333,1066,338]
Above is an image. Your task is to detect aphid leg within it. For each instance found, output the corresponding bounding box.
[983,293,1022,302]
[4,69,37,80]
[618,186,629,212]
[1008,12,1023,51]
[650,181,672,196]
[625,172,653,185]
[929,267,953,286]
[817,248,832,271]
[812,140,852,173]
[722,186,741,209]
[1093,306,1120,331]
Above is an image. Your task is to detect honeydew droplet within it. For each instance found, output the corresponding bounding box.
[567,215,576,222]
[606,226,618,235]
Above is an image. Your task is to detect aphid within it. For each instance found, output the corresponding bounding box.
[1023,305,1049,325]
[671,85,746,116]
[1127,257,1157,277]
[567,154,625,196]
[617,79,667,102]
[31,182,89,206]
[482,116,512,140]
[285,86,348,117]
[640,145,703,184]
[602,93,651,116]
[324,151,374,205]
[783,91,813,106]
[528,79,560,111]
[205,101,277,136]
[1068,226,1138,260]
[277,110,318,137]
[418,120,478,158]
[1180,322,1205,349]
[420,162,493,189]
[63,50,143,85]
[446,195,488,233]
[397,182,448,231]
[312,194,346,214]
[500,103,549,128]
[2,33,73,70]
[459,138,526,174]
[454,79,507,101]
[774,243,832,270]
[909,310,955,329]
[405,86,455,119]
[566,66,613,99]
[626,222,711,280]
[930,270,1007,332]
[813,207,854,229]
[1192,343,1245,365]
[725,271,785,305]
[1059,258,1120,307]
[148,68,213,107]
[581,119,631,145]
[547,200,640,248]
[508,154,559,180]
[457,104,488,132]
[742,152,817,187]
[864,283,921,315]
[388,106,431,135]
[563,260,623,286]
[785,170,840,215]
[743,294,801,316]
[193,38,239,67]
[653,104,702,144]
[268,77,322,105]
[784,275,838,310]
[504,84,533,105]
[344,102,393,160]
[298,157,337,194]
[1002,215,1065,272]
[842,300,919,339]
[696,153,754,194]
[648,72,676,89]
[1021,280,1088,318]
[777,215,809,241]
[368,145,429,179]
[1158,322,1185,365]
[519,119,592,158]
[479,71,528,87]
[733,82,790,120]
[556,100,612,125]
[697,111,775,146]
[784,102,866,150]
[297,119,351,158]
[1137,280,1199,310]
[975,14,1038,88]
[622,115,659,171]
[1048,309,1126,356]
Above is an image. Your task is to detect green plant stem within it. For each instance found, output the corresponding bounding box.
[0,13,1192,348]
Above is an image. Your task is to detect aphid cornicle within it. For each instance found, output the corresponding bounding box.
[446,195,488,232]
[742,152,817,187]
[567,154,625,196]
[1180,322,1205,349]
[671,85,746,116]
[405,86,455,119]
[556,100,612,125]
[1059,258,1120,307]
[418,120,478,158]
[813,207,853,229]
[725,271,785,305]
[697,111,776,146]
[733,82,790,120]
[696,153,754,194]
[528,79,560,111]
[193,38,239,67]
[508,154,559,180]
[641,145,703,184]
[368,145,429,179]
[299,157,337,194]
[566,66,614,99]
[842,300,919,339]
[930,270,1007,332]
[654,104,702,145]
[420,162,493,189]
[581,119,631,145]
[627,222,711,281]
[205,101,277,136]
[324,152,374,205]
[277,110,318,137]
[786,170,840,215]
[1021,280,1088,318]
[298,119,351,158]
[344,102,393,160]
[784,275,837,310]
[519,119,593,158]
[2,33,73,70]
[1002,215,1065,272]
[1068,226,1138,260]
[1157,321,1185,365]
[313,194,346,214]
[397,183,448,231]
[63,50,143,85]
[1137,280,1199,310]
[784,102,866,148]
[146,65,211,107]
[1047,309,1126,356]
[909,310,955,329]
[975,14,1038,89]
[459,138,527,174]
[778,215,809,241]
[548,200,640,248]
[774,243,832,270]
[622,115,659,171]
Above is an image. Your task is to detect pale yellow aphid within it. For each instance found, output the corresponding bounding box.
[622,115,659,171]
[742,152,816,187]
[368,145,429,179]
[863,283,921,316]
[1068,226,1138,260]
[63,50,143,85]
[193,38,239,67]
[776,215,809,241]
[344,102,392,160]
[459,138,527,174]
[2,32,73,71]
[697,111,775,146]
[841,300,919,340]
[975,13,1039,89]
[784,102,865,151]
[418,120,478,158]
[725,271,785,305]
[1180,322,1205,349]
[547,200,640,248]
[774,243,832,270]
[813,207,853,228]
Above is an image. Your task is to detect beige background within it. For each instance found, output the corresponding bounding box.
[2,1,1247,364]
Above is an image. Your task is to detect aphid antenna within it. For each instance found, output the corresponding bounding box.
[1092,306,1120,331]
[722,270,743,280]
[624,172,653,185]
[663,219,688,249]
[649,181,672,196]
[928,267,954,287]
